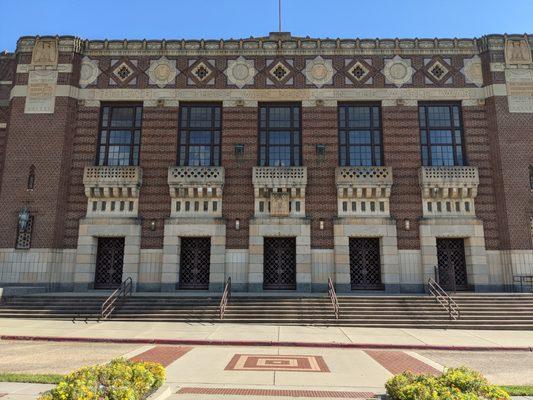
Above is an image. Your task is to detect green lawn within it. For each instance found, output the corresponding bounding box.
[0,373,64,384]
[501,385,533,396]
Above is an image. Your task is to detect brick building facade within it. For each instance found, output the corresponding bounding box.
[0,33,531,293]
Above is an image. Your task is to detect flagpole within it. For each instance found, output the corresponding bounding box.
[278,0,282,32]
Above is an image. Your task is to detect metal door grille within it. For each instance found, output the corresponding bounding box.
[94,237,125,289]
[349,238,383,290]
[264,237,296,290]
[437,238,468,291]
[179,237,211,290]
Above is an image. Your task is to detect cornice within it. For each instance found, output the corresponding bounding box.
[14,33,532,56]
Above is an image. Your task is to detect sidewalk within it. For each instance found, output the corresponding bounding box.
[1,318,533,350]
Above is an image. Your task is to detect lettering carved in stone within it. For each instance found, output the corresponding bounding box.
[24,70,58,114]
[505,69,533,113]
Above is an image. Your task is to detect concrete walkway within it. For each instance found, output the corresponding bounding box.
[1,318,533,350]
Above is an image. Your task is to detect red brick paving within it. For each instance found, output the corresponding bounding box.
[176,387,375,398]
[364,350,440,375]
[129,345,192,367]
[225,354,330,372]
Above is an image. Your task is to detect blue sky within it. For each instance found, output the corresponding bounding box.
[1,0,532,52]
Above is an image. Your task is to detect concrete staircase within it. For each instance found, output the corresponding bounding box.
[0,294,532,330]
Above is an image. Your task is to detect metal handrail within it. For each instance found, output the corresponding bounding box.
[219,277,231,320]
[328,277,340,319]
[100,277,133,320]
[428,277,460,320]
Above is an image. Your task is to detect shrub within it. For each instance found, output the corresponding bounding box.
[385,367,510,400]
[38,358,166,400]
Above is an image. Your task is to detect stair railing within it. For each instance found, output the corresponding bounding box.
[219,277,231,320]
[328,277,340,319]
[100,277,133,321]
[428,276,460,320]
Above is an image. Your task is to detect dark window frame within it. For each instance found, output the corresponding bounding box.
[96,103,143,166]
[177,102,222,167]
[258,102,302,167]
[418,102,467,167]
[338,102,383,167]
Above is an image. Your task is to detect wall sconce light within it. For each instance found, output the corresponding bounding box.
[234,144,245,160]
[319,218,324,230]
[235,99,245,107]
[235,218,240,230]
[18,207,30,232]
[404,219,410,231]
[149,220,156,231]
[27,165,35,191]
[316,144,326,162]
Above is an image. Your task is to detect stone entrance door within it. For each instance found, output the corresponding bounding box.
[263,237,296,290]
[437,238,468,291]
[349,238,383,290]
[94,237,125,289]
[179,237,211,290]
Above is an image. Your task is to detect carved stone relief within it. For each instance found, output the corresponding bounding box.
[382,55,414,87]
[303,56,334,88]
[148,57,178,88]
[270,192,290,217]
[461,55,483,87]
[79,57,100,88]
[225,56,256,88]
[505,38,532,65]
[31,38,58,67]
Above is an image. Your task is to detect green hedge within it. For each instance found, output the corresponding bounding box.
[385,367,510,400]
[39,358,165,400]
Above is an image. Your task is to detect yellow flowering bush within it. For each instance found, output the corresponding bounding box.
[39,358,166,400]
[385,367,510,400]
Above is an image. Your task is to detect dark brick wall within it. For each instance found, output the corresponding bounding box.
[462,105,500,250]
[222,107,257,249]
[62,105,99,248]
[138,106,178,248]
[302,107,337,249]
[382,106,422,249]
[485,96,533,249]
[0,97,76,248]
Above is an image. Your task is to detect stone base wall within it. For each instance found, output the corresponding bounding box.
[1,247,531,293]
[0,248,76,291]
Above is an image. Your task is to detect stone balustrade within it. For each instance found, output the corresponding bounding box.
[167,166,224,218]
[252,167,307,218]
[335,166,393,217]
[83,166,142,217]
[419,166,479,217]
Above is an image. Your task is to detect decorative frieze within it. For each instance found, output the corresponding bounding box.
[167,166,224,218]
[83,166,142,218]
[335,166,393,217]
[419,166,479,217]
[252,167,307,218]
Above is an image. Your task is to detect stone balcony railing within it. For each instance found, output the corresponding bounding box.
[419,166,479,217]
[252,166,307,217]
[335,166,393,217]
[167,166,225,218]
[83,166,142,217]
